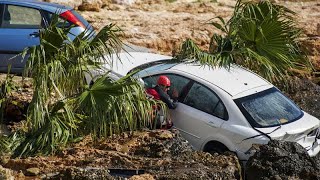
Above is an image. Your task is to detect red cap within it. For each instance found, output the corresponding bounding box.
[157,75,170,86]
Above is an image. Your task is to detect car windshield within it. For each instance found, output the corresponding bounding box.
[234,88,303,128]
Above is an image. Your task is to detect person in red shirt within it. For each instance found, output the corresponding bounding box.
[146,75,178,128]
[146,75,178,109]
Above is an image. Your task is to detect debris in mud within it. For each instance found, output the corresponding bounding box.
[0,165,14,179]
[246,140,320,180]
[1,129,241,179]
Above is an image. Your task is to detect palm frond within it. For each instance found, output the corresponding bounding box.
[75,74,157,138]
[175,39,233,68]
[0,132,25,156]
[175,0,312,82]
[17,15,143,156]
[15,100,79,157]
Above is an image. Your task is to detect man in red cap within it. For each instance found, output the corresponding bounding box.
[146,75,178,109]
[146,75,178,129]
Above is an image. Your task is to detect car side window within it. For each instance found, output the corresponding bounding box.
[184,82,227,120]
[143,75,159,89]
[142,74,191,102]
[165,74,191,100]
[1,5,42,29]
[0,5,3,26]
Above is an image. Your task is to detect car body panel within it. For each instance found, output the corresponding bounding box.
[0,0,71,12]
[0,29,40,53]
[256,112,319,138]
[171,102,225,149]
[255,111,320,156]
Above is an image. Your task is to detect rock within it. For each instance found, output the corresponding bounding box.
[246,140,320,180]
[112,0,137,5]
[156,130,173,140]
[42,172,60,179]
[17,171,25,179]
[0,165,14,180]
[129,173,155,180]
[78,0,103,12]
[59,167,113,179]
[317,23,320,36]
[26,167,40,176]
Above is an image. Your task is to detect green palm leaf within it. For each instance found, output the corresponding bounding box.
[16,15,159,156]
[175,0,312,82]
[75,74,157,138]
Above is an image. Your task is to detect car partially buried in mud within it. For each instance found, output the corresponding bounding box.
[88,52,320,161]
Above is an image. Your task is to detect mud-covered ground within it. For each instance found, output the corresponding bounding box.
[0,129,241,179]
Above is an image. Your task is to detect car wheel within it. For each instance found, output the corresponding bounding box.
[204,141,229,155]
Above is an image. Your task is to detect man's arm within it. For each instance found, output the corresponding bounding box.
[156,87,177,109]
[161,95,177,109]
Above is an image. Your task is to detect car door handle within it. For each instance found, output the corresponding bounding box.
[29,32,39,38]
[207,121,218,128]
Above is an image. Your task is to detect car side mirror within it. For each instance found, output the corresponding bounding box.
[137,78,145,87]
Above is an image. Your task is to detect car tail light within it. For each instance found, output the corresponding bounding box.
[60,10,85,28]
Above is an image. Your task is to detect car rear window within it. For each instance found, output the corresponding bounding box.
[234,87,303,128]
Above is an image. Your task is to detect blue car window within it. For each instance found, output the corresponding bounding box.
[0,5,3,26]
[1,5,42,29]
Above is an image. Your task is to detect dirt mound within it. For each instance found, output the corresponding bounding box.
[246,140,320,180]
[1,129,241,179]
[284,78,320,119]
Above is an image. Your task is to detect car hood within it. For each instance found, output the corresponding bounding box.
[255,112,320,141]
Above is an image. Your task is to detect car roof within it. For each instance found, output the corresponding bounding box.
[168,63,271,97]
[104,52,172,76]
[104,52,271,97]
[0,0,71,13]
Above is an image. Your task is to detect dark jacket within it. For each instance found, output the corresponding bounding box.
[147,85,177,109]
[154,85,177,109]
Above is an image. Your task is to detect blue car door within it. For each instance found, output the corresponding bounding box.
[0,4,43,73]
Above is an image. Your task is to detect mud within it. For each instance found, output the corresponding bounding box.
[246,140,320,180]
[1,130,241,179]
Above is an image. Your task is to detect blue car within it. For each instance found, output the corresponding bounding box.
[0,0,94,74]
